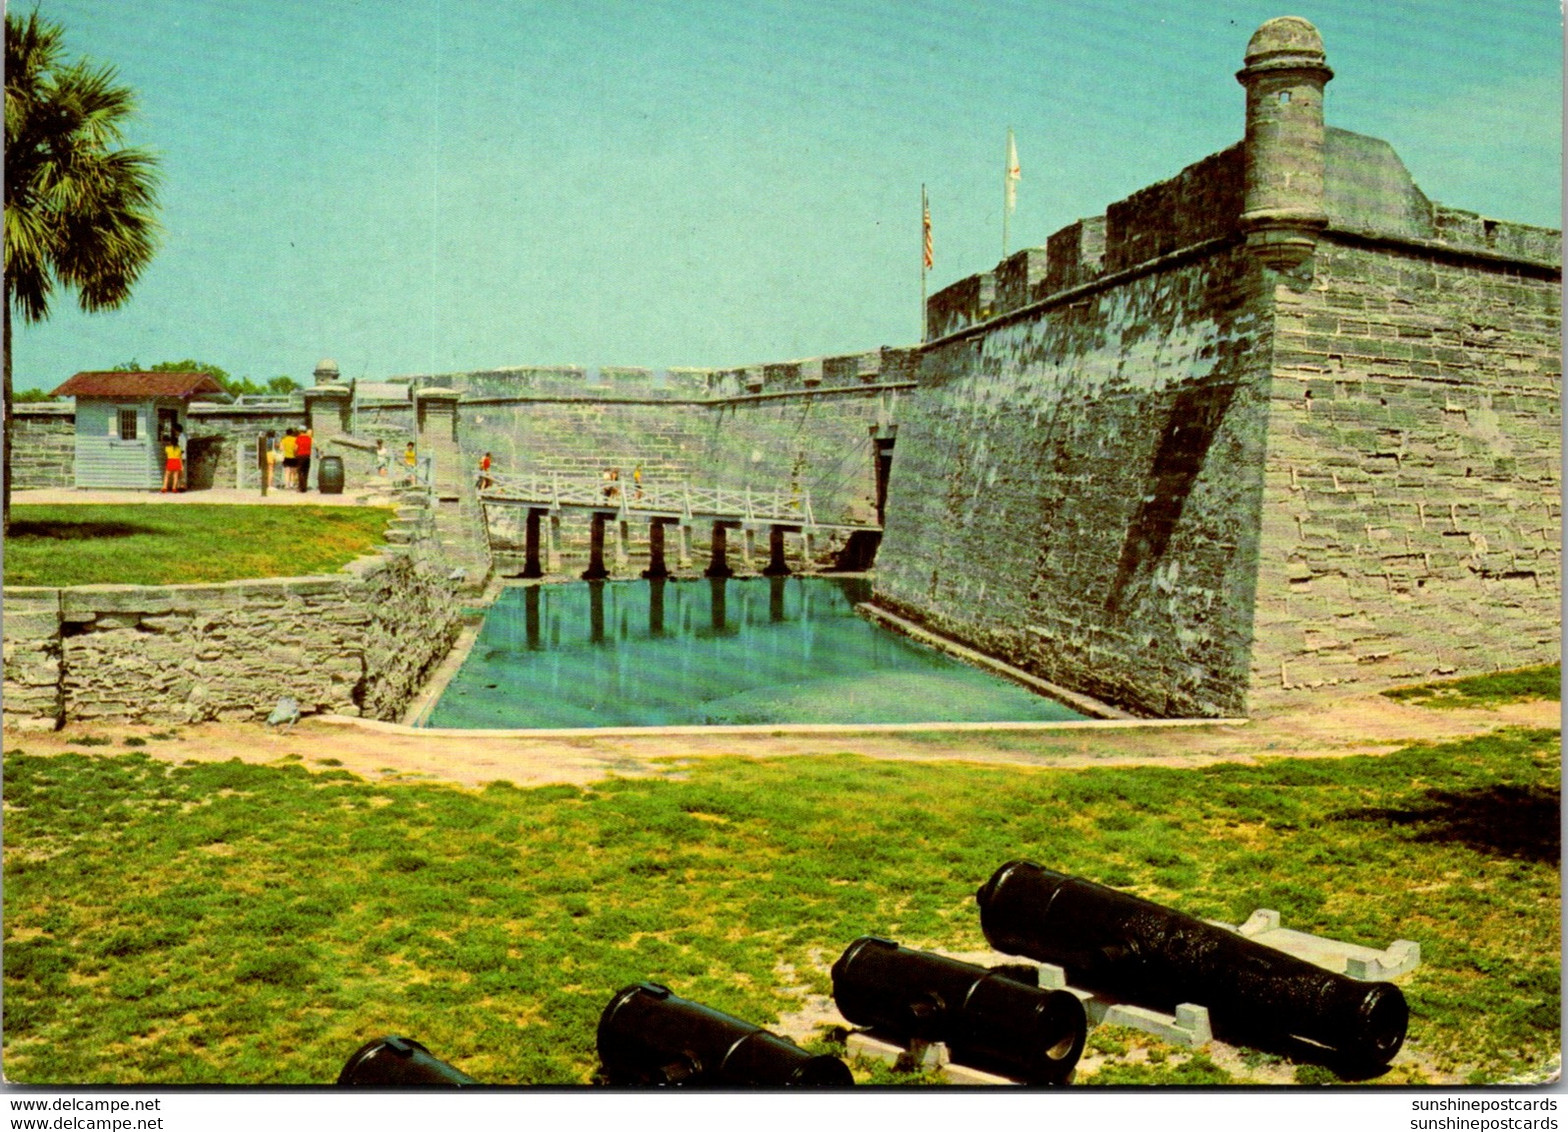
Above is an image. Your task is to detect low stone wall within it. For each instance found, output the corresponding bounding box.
[10,405,75,489]
[2,541,460,732]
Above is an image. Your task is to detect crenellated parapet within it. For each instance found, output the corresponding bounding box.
[398,346,921,406]
[924,17,1558,345]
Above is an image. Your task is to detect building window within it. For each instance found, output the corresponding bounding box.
[118,409,138,440]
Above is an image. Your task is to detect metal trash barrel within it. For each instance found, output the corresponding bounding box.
[337,1035,476,1086]
[831,936,1085,1084]
[597,982,853,1087]
[316,454,345,494]
[977,860,1408,1067]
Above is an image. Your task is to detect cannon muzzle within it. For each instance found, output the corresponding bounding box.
[337,1035,478,1086]
[597,982,853,1086]
[831,936,1086,1085]
[976,860,1408,1067]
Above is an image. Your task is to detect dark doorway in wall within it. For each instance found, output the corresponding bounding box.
[874,435,896,526]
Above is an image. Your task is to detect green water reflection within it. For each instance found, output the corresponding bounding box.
[426,577,1084,728]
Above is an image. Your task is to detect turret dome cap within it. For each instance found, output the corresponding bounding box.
[1245,16,1326,64]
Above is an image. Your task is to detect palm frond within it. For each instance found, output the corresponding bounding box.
[3,10,160,320]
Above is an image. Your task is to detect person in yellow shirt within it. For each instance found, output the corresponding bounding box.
[161,440,182,493]
[281,429,299,490]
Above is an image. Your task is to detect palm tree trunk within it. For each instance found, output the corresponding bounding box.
[3,299,12,532]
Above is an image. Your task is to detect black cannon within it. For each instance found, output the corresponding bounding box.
[830,936,1087,1085]
[337,1035,478,1086]
[976,861,1409,1067]
[597,982,853,1086]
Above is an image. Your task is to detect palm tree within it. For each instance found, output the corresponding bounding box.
[4,10,161,527]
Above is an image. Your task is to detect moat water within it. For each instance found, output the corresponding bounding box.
[424,577,1086,729]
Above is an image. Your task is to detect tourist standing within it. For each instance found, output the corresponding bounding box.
[477,452,493,489]
[281,429,298,490]
[404,441,417,484]
[375,438,390,477]
[296,428,313,492]
[161,438,182,493]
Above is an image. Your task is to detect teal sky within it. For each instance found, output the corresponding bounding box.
[11,0,1562,391]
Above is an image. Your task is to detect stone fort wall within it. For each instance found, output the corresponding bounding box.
[877,244,1277,718]
[872,63,1559,716]
[1250,238,1560,707]
[397,351,917,529]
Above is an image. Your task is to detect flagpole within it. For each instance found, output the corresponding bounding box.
[1002,127,1014,259]
[920,184,928,343]
[1002,146,1009,260]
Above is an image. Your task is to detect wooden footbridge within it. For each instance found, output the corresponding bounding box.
[478,471,881,578]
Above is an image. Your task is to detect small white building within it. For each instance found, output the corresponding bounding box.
[50,371,225,489]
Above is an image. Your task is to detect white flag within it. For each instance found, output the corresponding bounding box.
[1006,129,1020,213]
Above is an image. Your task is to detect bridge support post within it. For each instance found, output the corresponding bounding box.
[801,529,814,572]
[763,525,790,576]
[588,579,606,643]
[546,512,562,574]
[739,526,757,574]
[583,512,611,580]
[705,523,733,578]
[522,508,545,578]
[524,582,541,648]
[643,519,671,579]
[615,519,630,573]
[677,523,693,569]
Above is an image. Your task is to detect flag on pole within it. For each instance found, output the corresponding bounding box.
[922,189,934,270]
[1006,128,1020,213]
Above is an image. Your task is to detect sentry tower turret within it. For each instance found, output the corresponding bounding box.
[1236,16,1334,270]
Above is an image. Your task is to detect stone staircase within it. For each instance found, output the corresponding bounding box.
[431,492,493,595]
[375,482,491,596]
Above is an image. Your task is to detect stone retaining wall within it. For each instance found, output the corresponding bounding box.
[2,530,460,732]
[10,405,75,489]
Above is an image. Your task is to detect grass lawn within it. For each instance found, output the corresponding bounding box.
[1384,665,1561,710]
[2,726,1557,1086]
[3,505,395,587]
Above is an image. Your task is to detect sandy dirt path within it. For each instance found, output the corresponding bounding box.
[6,693,1558,790]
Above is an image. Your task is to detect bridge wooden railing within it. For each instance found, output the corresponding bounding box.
[482,472,820,528]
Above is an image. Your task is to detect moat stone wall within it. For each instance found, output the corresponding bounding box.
[2,522,460,731]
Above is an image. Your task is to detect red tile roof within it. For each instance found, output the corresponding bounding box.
[52,371,226,399]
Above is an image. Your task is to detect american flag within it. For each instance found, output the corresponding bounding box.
[922,190,934,270]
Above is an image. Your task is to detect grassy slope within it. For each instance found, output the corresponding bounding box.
[1384,665,1561,710]
[4,505,394,587]
[2,727,1558,1086]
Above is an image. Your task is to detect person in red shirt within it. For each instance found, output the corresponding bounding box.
[477,452,493,489]
[296,428,313,492]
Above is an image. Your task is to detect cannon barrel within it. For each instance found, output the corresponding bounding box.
[976,861,1408,1066]
[597,982,853,1086]
[831,936,1086,1085]
[337,1035,478,1086]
